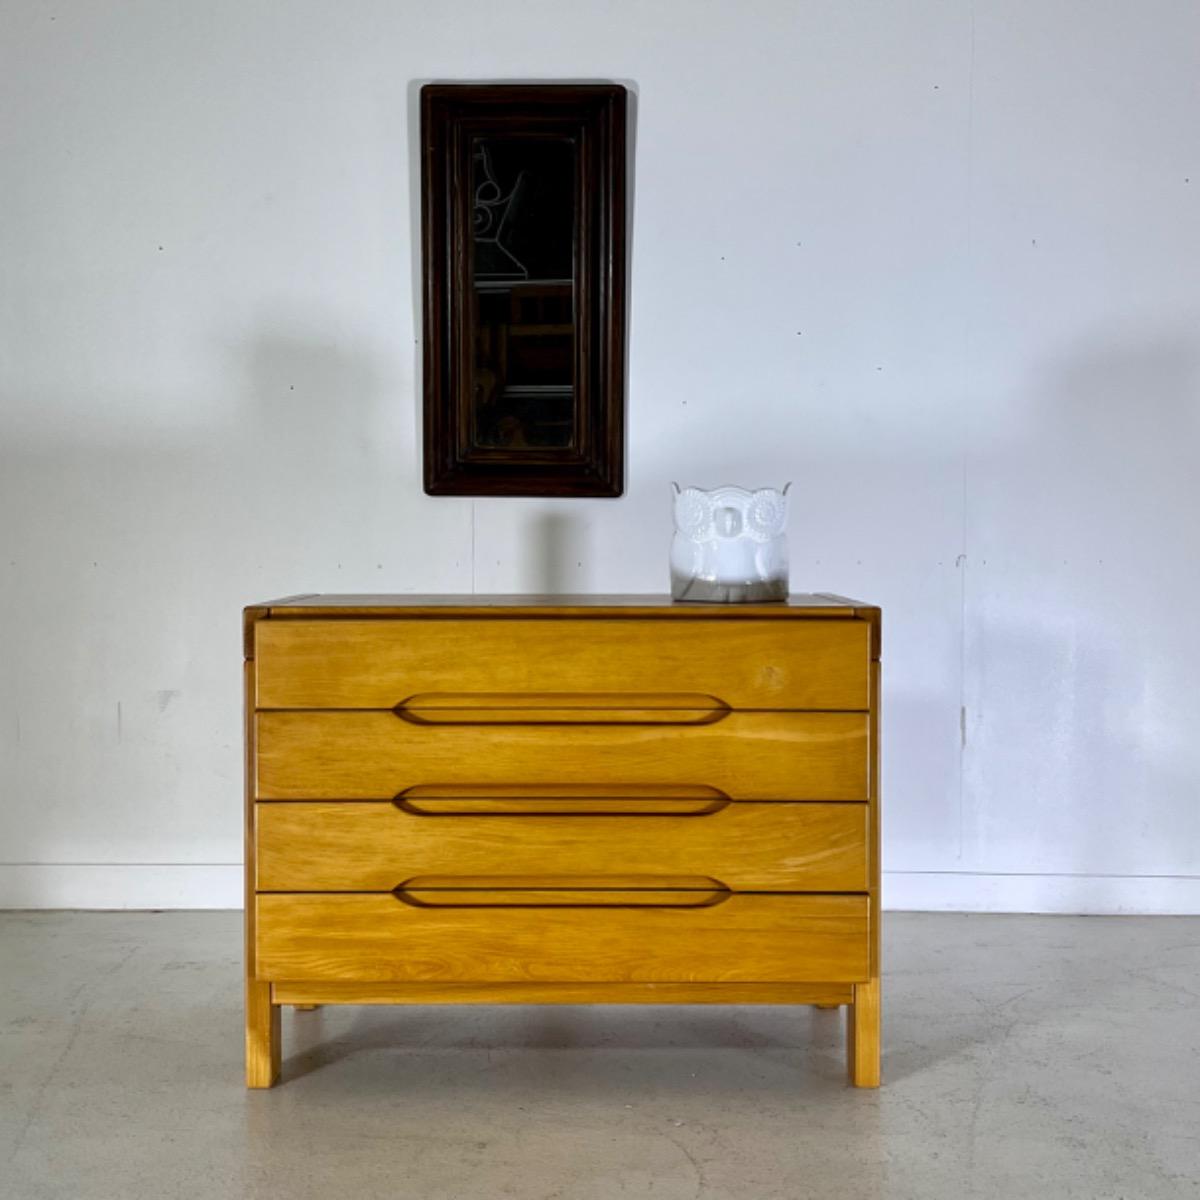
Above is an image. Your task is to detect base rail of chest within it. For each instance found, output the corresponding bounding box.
[269,981,856,1006]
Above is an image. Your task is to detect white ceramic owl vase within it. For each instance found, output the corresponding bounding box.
[670,483,791,602]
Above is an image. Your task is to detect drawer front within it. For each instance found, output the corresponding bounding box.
[253,617,869,710]
[255,893,869,983]
[254,710,869,801]
[254,800,869,892]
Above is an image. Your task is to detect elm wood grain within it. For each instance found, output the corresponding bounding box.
[402,691,727,710]
[396,703,730,726]
[814,595,882,660]
[243,606,268,661]
[399,876,728,892]
[243,595,314,658]
[271,981,856,1006]
[395,887,731,907]
[401,692,726,708]
[396,783,731,814]
[253,617,870,711]
[848,978,881,1088]
[243,595,882,1088]
[850,654,883,1088]
[255,894,870,984]
[243,654,279,1088]
[250,592,866,617]
[253,710,869,801]
[245,977,279,1089]
[254,800,869,893]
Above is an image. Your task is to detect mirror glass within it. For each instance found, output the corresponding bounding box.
[469,136,577,450]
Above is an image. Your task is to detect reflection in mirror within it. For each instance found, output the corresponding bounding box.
[470,137,577,450]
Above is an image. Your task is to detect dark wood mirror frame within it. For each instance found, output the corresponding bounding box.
[421,83,627,496]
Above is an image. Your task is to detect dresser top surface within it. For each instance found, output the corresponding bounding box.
[247,593,877,619]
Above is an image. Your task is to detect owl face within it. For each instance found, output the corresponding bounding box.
[672,485,790,543]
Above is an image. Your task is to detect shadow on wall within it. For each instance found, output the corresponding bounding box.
[958,334,1200,894]
[3,302,1198,907]
[633,331,1200,897]
[237,329,390,517]
[531,511,587,594]
[0,322,401,900]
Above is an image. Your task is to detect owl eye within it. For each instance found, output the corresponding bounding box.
[674,488,714,537]
[746,489,787,538]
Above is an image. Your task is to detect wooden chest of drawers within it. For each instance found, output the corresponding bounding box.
[244,594,881,1088]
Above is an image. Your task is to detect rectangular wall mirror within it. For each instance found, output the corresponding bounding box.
[421,83,627,496]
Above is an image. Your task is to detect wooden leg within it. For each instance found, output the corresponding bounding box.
[847,978,880,1088]
[246,979,280,1088]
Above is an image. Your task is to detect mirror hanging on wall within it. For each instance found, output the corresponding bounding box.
[421,83,627,497]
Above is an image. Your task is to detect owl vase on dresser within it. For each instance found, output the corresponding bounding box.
[670,483,791,602]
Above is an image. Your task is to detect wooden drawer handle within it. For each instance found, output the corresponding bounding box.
[393,692,731,726]
[393,784,731,817]
[392,877,732,908]
[394,784,730,816]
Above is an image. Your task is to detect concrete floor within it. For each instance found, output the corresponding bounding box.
[0,914,1197,1200]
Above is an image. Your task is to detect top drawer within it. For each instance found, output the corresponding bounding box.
[253,618,870,711]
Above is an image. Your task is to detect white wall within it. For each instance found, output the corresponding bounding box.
[2,0,1198,913]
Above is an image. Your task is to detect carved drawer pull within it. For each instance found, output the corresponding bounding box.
[393,692,731,726]
[393,783,731,816]
[392,876,733,908]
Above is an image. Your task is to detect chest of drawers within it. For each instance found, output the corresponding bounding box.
[244,594,881,1088]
